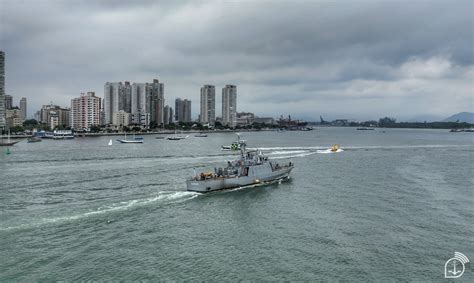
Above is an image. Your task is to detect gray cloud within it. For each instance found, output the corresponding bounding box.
[1,0,472,121]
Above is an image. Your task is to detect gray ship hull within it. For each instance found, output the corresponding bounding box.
[187,165,293,193]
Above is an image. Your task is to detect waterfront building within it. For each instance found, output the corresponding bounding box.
[222,84,237,127]
[147,79,165,126]
[112,110,130,127]
[5,108,22,128]
[104,82,121,124]
[175,98,192,123]
[175,98,182,122]
[39,104,71,129]
[104,81,132,125]
[71,92,102,131]
[236,112,255,126]
[175,98,191,123]
[0,51,5,130]
[106,78,164,127]
[131,83,149,120]
[200,85,216,125]
[130,110,150,127]
[164,105,173,125]
[20,97,27,120]
[5,95,12,110]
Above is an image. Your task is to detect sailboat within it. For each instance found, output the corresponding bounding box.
[116,132,144,144]
[0,130,21,146]
[167,129,189,140]
[108,139,113,146]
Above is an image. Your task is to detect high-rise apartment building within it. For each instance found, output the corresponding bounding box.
[175,98,182,122]
[183,99,191,122]
[0,51,6,130]
[106,79,164,127]
[104,81,132,125]
[222,85,237,127]
[71,92,102,130]
[5,95,12,110]
[20,97,27,120]
[131,83,147,116]
[104,82,122,124]
[200,85,215,125]
[147,79,165,126]
[164,105,173,125]
[175,98,192,123]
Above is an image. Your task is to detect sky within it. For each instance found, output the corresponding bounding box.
[1,0,472,121]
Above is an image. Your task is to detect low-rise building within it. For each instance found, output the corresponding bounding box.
[113,110,131,127]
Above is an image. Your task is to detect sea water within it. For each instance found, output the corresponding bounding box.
[1,128,472,281]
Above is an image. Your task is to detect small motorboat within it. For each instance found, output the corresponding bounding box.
[331,144,340,152]
[167,135,188,140]
[317,144,344,154]
[221,133,246,151]
[27,136,42,143]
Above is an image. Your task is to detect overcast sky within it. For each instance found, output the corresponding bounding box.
[1,0,472,121]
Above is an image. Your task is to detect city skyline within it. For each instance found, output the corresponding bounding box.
[1,1,473,121]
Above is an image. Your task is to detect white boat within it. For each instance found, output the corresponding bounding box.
[108,139,113,146]
[167,130,188,140]
[167,135,188,140]
[53,130,75,139]
[116,133,144,144]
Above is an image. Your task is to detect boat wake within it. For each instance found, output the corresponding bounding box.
[317,149,344,154]
[0,191,200,231]
[252,144,472,152]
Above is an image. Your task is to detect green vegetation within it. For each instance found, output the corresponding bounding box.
[345,117,474,129]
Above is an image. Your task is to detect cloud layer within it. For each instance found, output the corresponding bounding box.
[1,0,472,120]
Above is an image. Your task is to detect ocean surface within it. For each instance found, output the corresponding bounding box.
[1,128,473,281]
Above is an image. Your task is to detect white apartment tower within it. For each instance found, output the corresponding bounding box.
[71,92,102,130]
[222,85,237,127]
[104,82,122,124]
[200,85,215,125]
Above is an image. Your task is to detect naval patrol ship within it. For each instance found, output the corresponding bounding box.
[187,142,294,192]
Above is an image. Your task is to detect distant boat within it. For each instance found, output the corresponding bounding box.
[450,128,473,132]
[221,133,246,151]
[155,136,165,139]
[194,133,208,137]
[27,136,42,143]
[357,127,375,130]
[108,139,113,146]
[167,135,188,140]
[167,130,188,140]
[53,130,75,139]
[116,133,144,144]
